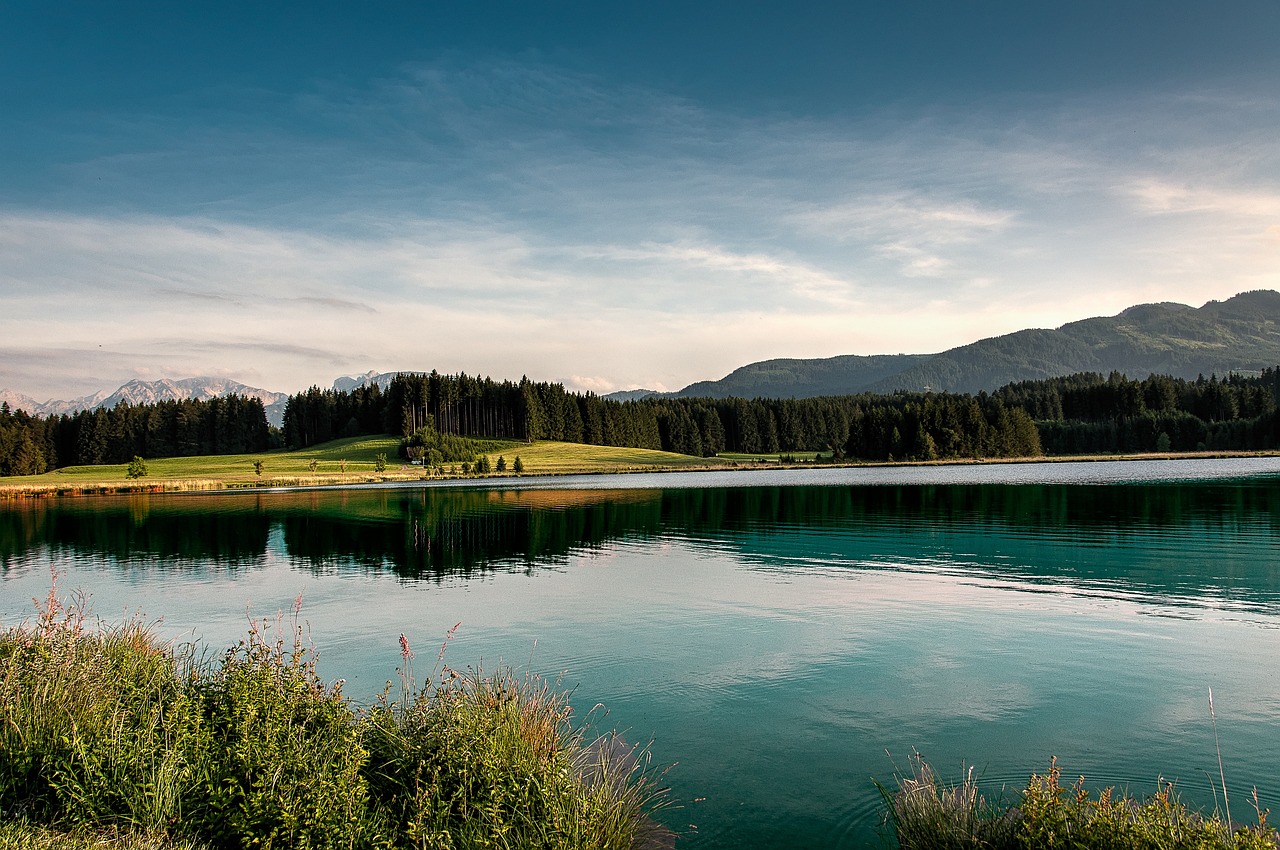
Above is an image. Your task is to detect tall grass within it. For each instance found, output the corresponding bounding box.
[0,821,208,850]
[1,584,668,850]
[884,752,1278,850]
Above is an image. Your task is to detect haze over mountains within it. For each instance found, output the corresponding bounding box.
[611,290,1280,400]
[5,291,1280,426]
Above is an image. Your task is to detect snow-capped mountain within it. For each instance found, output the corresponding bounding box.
[331,370,419,392]
[0,390,40,413]
[0,378,289,428]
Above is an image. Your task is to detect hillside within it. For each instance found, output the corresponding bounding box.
[664,290,1280,399]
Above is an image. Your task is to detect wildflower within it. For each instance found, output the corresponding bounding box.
[399,632,414,660]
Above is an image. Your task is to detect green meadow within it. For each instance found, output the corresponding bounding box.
[0,437,719,495]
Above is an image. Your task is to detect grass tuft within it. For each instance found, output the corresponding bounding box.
[884,754,1279,850]
[881,752,1020,850]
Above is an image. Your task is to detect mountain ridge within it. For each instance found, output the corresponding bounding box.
[601,290,1280,400]
[7,291,1280,419]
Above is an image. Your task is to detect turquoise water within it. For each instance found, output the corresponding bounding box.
[4,458,1280,847]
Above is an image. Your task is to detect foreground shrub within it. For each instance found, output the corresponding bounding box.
[0,588,209,832]
[1,587,666,850]
[365,667,665,850]
[186,615,373,850]
[885,754,1278,850]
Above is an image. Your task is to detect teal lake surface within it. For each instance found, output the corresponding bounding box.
[4,457,1280,847]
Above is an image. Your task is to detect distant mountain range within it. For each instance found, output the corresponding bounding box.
[7,291,1280,427]
[607,290,1280,400]
[0,378,290,428]
[0,372,410,431]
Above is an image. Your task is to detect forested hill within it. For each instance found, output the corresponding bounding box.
[676,354,931,399]
[664,290,1280,399]
[6,367,1280,477]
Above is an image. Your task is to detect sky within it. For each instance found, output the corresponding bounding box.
[3,1,1280,401]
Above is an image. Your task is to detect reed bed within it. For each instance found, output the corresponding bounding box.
[885,752,1278,849]
[0,585,668,850]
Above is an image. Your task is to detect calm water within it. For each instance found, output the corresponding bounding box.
[4,457,1280,848]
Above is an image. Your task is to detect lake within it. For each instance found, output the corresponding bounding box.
[4,457,1280,848]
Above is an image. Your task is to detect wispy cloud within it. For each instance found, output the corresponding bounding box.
[1127,180,1280,219]
[3,61,1280,398]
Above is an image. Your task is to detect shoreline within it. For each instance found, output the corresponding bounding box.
[3,448,1279,498]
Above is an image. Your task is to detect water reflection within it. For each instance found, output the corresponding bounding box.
[4,472,1280,849]
[4,479,1280,609]
[0,494,272,571]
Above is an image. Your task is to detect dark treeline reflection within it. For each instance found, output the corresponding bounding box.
[0,495,272,573]
[280,490,665,579]
[3,483,1280,593]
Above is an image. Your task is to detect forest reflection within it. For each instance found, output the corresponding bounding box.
[3,481,1279,594]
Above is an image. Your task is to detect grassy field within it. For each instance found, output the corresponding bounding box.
[716,450,832,463]
[493,441,715,475]
[7,437,1257,497]
[0,437,718,495]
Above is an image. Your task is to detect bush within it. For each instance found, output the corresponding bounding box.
[364,667,665,850]
[126,457,148,479]
[188,616,373,849]
[1,586,667,850]
[0,587,208,832]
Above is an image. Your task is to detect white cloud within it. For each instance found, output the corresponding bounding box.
[1127,180,1280,219]
[3,65,1280,399]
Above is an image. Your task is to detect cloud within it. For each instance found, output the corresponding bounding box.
[567,376,618,394]
[3,62,1280,398]
[1127,180,1280,219]
[567,241,859,307]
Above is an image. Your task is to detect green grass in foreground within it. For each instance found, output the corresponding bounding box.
[886,753,1278,849]
[0,438,713,493]
[1,587,668,850]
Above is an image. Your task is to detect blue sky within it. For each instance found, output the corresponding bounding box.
[3,1,1279,400]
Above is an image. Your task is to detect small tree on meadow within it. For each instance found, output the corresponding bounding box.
[496,455,507,472]
[253,460,264,476]
[513,456,524,474]
[126,456,148,479]
[375,453,387,472]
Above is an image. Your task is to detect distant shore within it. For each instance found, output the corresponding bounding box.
[2,436,1278,498]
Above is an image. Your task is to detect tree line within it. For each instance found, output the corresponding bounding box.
[279,372,1042,462]
[279,367,1280,462]
[6,366,1280,478]
[994,369,1280,454]
[0,396,270,476]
